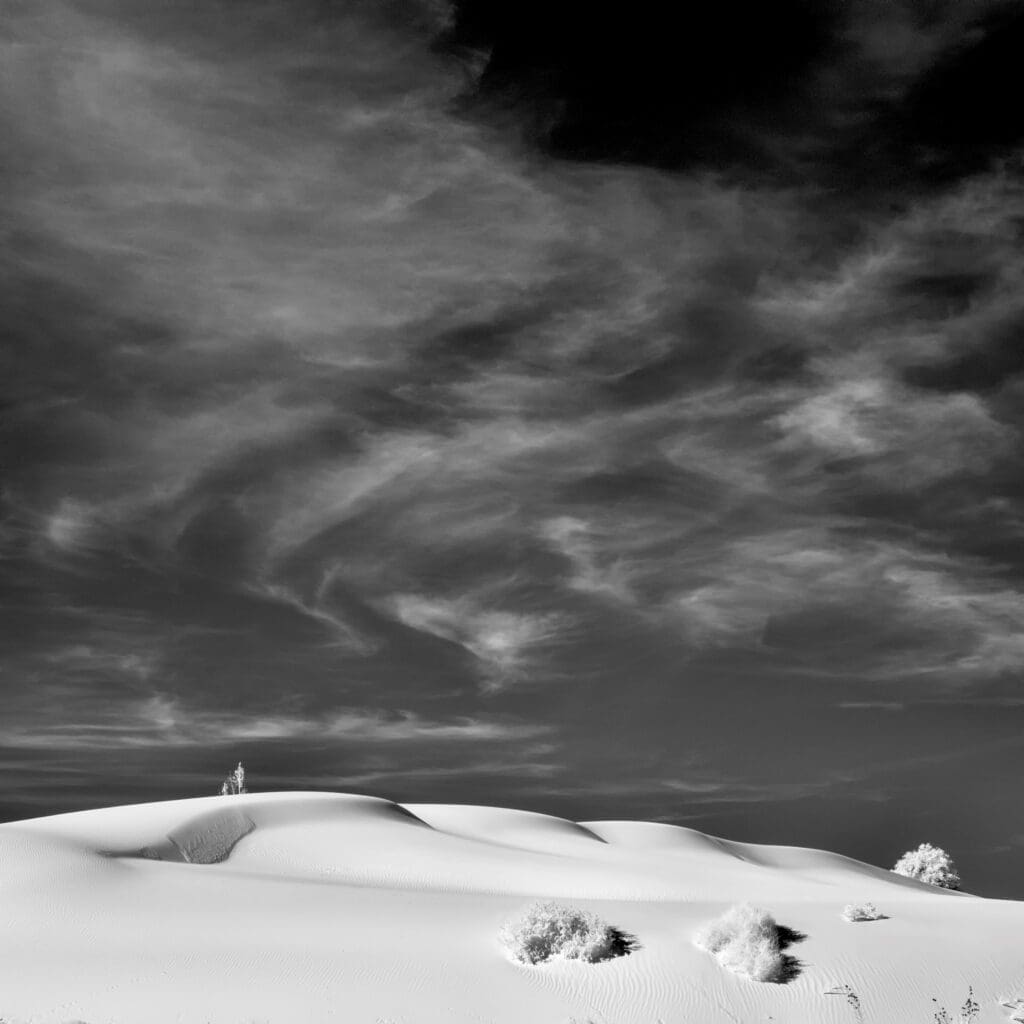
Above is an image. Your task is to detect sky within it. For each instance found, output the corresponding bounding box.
[3,0,1024,896]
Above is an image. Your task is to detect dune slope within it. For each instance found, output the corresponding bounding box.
[0,792,1021,1024]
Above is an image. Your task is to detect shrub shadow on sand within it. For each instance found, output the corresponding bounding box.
[606,926,641,959]
[775,923,807,983]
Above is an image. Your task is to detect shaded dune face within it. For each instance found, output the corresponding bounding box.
[406,803,609,849]
[164,806,256,864]
[581,820,742,853]
[3,792,964,900]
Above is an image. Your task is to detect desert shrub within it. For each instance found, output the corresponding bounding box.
[219,761,247,796]
[825,984,864,1024]
[694,903,785,982]
[933,987,980,1024]
[499,901,620,964]
[827,984,979,1023]
[892,843,960,890]
[841,902,885,922]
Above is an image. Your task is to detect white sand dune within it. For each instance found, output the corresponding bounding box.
[1,792,1022,1023]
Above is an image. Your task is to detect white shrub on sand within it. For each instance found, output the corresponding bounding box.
[499,901,618,964]
[841,902,884,922]
[694,903,785,982]
[219,761,247,796]
[892,843,960,890]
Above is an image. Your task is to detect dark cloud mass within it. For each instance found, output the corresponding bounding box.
[3,0,1024,895]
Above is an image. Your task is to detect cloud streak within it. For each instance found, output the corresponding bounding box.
[0,689,550,750]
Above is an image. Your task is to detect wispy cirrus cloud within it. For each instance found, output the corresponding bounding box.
[540,516,637,604]
[776,376,1007,475]
[671,531,1024,680]
[388,593,565,691]
[256,583,375,655]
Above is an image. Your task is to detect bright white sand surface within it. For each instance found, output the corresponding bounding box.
[1,791,1021,1023]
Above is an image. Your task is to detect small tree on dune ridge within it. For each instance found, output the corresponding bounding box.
[219,761,247,796]
[891,842,960,890]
